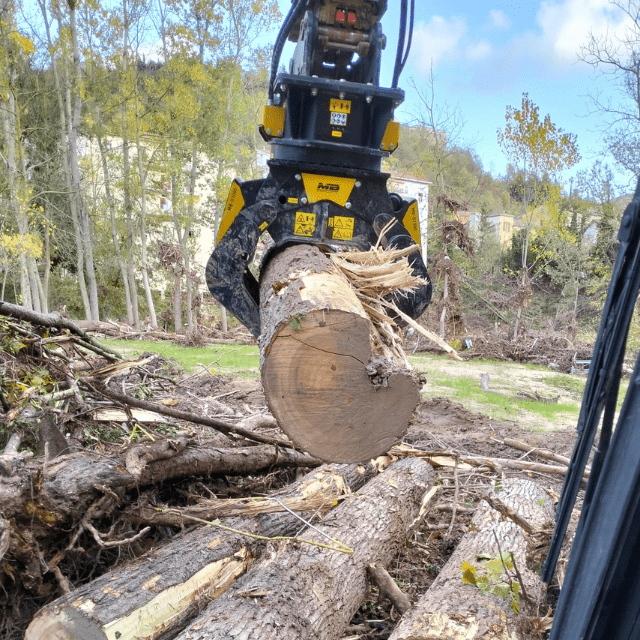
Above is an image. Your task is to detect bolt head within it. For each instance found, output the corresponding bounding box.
[355,181,361,188]
[295,174,302,180]
[266,128,272,135]
[345,202,352,209]
[301,197,308,204]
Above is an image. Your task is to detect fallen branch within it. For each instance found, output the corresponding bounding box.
[0,301,122,361]
[2,443,319,522]
[84,380,299,451]
[391,444,589,479]
[497,437,574,467]
[367,563,412,615]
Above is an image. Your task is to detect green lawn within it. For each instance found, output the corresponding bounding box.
[103,339,260,378]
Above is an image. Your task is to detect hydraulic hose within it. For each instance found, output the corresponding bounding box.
[268,0,308,102]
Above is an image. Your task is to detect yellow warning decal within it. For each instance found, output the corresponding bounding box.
[328,216,355,241]
[217,181,245,244]
[380,120,400,152]
[403,202,421,245]
[294,212,316,237]
[329,99,351,114]
[260,104,285,137]
[302,174,355,207]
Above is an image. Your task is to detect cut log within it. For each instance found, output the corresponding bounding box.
[173,457,436,640]
[2,443,318,522]
[259,245,421,463]
[389,478,555,640]
[25,462,375,640]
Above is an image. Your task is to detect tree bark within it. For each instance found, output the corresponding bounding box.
[389,478,554,640]
[97,132,135,325]
[25,462,376,640]
[68,0,99,321]
[259,245,421,463]
[2,442,318,522]
[172,457,435,640]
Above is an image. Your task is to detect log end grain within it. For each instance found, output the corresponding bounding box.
[262,309,420,462]
[25,607,105,640]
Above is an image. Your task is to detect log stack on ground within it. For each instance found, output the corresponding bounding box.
[259,244,427,463]
[25,462,375,640]
[172,456,436,640]
[389,478,555,640]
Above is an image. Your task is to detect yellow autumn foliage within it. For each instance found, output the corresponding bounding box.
[1,233,43,259]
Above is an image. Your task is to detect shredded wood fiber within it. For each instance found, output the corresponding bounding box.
[330,246,461,362]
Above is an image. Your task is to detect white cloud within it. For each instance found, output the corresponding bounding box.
[466,40,493,61]
[535,0,630,64]
[410,16,467,74]
[488,9,511,30]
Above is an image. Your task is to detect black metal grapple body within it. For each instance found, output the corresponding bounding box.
[206,0,430,337]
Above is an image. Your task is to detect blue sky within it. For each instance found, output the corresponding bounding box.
[276,0,636,190]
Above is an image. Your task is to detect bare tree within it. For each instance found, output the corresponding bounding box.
[581,0,640,180]
[408,66,472,220]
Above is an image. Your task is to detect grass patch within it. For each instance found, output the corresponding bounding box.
[428,374,580,423]
[545,375,587,394]
[103,339,260,378]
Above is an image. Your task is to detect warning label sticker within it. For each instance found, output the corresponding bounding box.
[402,202,421,245]
[294,212,316,237]
[329,99,351,114]
[328,216,354,241]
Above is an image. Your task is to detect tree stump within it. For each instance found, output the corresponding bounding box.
[174,457,436,640]
[259,245,421,463]
[25,463,374,640]
[389,478,555,640]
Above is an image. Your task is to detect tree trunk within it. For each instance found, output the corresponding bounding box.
[2,443,318,523]
[25,463,376,640]
[439,270,448,339]
[121,0,139,329]
[389,478,554,640]
[135,140,158,329]
[68,1,99,321]
[48,3,91,320]
[173,457,435,640]
[97,133,135,325]
[259,245,421,463]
